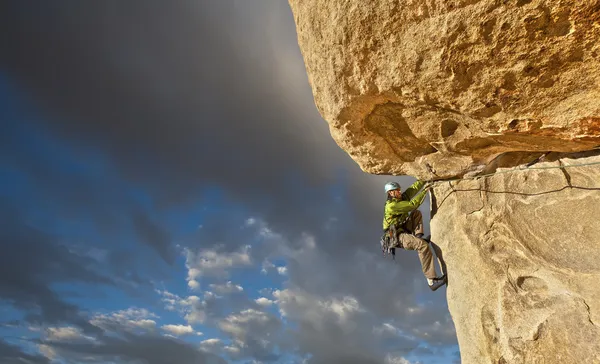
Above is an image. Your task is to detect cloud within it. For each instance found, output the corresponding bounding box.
[184,245,252,289]
[209,281,244,295]
[261,260,276,274]
[217,309,284,362]
[161,324,195,336]
[132,210,175,265]
[44,326,95,343]
[0,339,50,364]
[0,204,113,334]
[255,297,274,307]
[373,323,402,338]
[384,355,413,364]
[200,338,223,353]
[90,308,158,333]
[157,290,207,324]
[32,307,227,364]
[270,284,426,363]
[156,288,253,327]
[274,289,365,333]
[42,331,227,364]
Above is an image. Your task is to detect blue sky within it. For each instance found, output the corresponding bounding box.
[0,2,459,363]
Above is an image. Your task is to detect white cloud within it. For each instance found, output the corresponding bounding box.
[200,338,223,353]
[373,323,400,337]
[184,245,252,287]
[38,344,58,360]
[384,355,413,364]
[243,217,288,244]
[260,260,275,274]
[161,324,195,336]
[273,289,364,333]
[157,289,206,324]
[260,260,287,276]
[202,338,222,345]
[90,308,158,333]
[215,308,283,360]
[255,297,274,307]
[45,327,95,343]
[218,309,280,340]
[209,281,243,295]
[223,345,241,355]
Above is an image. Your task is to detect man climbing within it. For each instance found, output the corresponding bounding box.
[382,180,447,291]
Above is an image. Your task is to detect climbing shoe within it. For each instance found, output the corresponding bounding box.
[427,275,447,291]
[434,274,447,282]
[428,279,446,291]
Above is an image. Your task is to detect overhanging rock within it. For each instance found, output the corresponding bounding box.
[289,0,600,180]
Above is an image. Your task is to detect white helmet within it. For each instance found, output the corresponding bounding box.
[384,181,401,193]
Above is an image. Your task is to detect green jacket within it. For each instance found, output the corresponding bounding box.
[382,180,428,231]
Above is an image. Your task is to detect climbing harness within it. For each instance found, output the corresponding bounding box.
[381,213,411,259]
[381,192,412,259]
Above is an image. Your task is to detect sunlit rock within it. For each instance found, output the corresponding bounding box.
[289,1,600,363]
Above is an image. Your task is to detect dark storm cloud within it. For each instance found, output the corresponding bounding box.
[0,0,355,235]
[0,339,50,364]
[41,331,227,364]
[0,202,113,334]
[132,210,175,264]
[0,0,416,258]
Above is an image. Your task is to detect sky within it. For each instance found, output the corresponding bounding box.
[0,1,459,363]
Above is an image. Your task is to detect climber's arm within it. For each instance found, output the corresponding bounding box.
[388,188,429,214]
[401,180,426,200]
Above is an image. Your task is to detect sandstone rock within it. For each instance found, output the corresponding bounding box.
[289,1,600,363]
[289,0,600,180]
[430,154,600,364]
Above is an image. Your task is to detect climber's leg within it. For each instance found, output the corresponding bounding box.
[404,209,424,236]
[400,233,437,279]
[429,240,447,276]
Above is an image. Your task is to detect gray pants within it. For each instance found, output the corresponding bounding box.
[398,210,444,280]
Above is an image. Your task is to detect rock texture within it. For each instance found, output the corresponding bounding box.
[289,0,600,180]
[430,153,600,364]
[289,1,600,363]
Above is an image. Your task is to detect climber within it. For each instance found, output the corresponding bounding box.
[381,180,447,291]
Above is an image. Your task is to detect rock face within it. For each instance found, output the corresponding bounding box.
[289,0,600,180]
[289,1,600,363]
[430,153,600,364]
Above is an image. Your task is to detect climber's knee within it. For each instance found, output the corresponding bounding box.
[401,234,429,251]
[416,239,429,252]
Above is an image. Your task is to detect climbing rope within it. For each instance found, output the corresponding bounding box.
[428,158,600,212]
[431,160,600,185]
